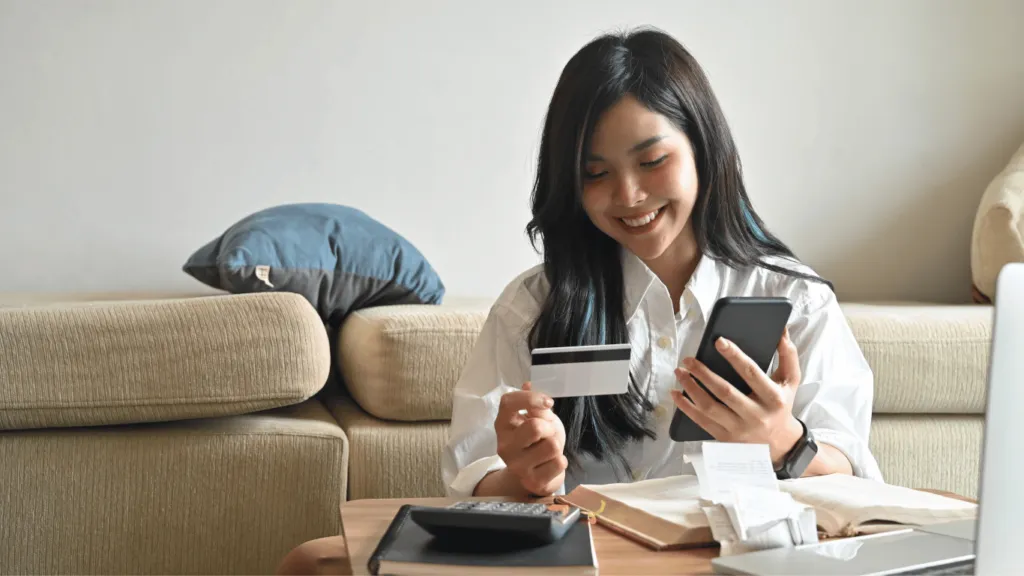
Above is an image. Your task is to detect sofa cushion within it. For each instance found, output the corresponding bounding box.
[0,292,330,430]
[337,299,491,421]
[0,398,347,574]
[869,415,982,498]
[843,304,992,414]
[337,301,992,421]
[322,388,447,499]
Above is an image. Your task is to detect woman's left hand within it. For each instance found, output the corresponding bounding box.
[670,328,804,466]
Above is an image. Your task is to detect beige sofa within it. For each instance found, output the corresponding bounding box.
[0,292,994,574]
[0,292,349,575]
[336,299,994,501]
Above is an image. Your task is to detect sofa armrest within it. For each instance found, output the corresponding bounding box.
[0,293,330,430]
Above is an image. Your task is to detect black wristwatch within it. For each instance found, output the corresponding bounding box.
[775,418,818,480]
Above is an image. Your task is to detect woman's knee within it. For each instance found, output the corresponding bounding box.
[275,536,349,575]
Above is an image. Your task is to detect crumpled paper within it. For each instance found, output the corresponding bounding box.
[684,441,819,556]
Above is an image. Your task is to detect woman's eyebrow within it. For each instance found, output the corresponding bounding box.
[587,135,667,161]
[629,135,667,153]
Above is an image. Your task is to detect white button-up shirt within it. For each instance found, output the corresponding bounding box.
[441,249,883,497]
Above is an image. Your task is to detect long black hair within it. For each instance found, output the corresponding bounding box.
[525,27,830,476]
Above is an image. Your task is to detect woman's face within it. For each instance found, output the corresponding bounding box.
[581,94,699,264]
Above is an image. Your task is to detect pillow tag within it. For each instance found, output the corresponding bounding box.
[255,265,274,288]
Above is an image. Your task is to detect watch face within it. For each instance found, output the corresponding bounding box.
[783,428,817,479]
[792,443,816,477]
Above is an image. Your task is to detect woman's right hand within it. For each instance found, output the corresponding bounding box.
[493,382,567,496]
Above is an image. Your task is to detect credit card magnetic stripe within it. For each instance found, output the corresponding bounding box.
[530,347,632,366]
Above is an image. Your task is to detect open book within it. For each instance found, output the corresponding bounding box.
[556,474,976,550]
[776,474,977,537]
[556,476,712,550]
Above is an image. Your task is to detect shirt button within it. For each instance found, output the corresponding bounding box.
[633,469,645,481]
[657,336,672,349]
[654,405,666,418]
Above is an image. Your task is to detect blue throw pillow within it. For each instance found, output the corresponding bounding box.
[183,203,445,326]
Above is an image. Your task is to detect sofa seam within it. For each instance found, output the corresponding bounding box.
[377,328,484,336]
[0,392,315,410]
[856,338,990,344]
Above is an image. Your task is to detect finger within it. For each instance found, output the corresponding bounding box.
[677,368,740,430]
[511,407,560,428]
[511,417,555,450]
[677,362,758,420]
[772,327,802,387]
[496,388,553,433]
[522,436,563,467]
[711,337,783,405]
[503,419,553,476]
[524,455,568,496]
[517,382,559,418]
[670,389,729,439]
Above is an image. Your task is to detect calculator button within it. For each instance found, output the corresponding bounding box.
[446,501,564,516]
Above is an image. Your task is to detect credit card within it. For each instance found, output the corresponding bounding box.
[529,343,632,398]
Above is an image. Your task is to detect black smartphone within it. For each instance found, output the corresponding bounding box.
[669,296,793,442]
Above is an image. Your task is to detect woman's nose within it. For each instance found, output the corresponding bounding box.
[613,173,646,207]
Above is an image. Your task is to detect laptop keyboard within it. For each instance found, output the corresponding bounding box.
[896,559,975,575]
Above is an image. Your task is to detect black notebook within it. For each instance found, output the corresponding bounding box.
[368,504,598,575]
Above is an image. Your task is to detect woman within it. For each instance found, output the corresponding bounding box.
[441,28,882,499]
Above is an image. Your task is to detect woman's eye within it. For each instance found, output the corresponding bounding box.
[584,169,608,180]
[640,155,668,168]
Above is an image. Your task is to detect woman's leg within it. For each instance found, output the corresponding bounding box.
[275,536,351,575]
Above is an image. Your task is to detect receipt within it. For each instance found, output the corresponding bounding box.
[703,504,740,542]
[685,441,818,554]
[717,505,819,556]
[727,487,803,540]
[683,442,778,503]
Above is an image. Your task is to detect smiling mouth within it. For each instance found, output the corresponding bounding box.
[620,207,663,228]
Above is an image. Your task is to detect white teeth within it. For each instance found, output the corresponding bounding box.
[621,208,660,228]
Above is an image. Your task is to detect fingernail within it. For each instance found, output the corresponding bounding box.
[544,396,554,408]
[716,337,730,351]
[682,357,694,368]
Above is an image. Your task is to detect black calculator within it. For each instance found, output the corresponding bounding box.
[409,501,582,547]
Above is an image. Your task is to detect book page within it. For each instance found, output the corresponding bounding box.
[779,475,977,533]
[583,476,708,528]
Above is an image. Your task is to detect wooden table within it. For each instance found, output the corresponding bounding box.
[304,490,974,576]
[341,497,717,575]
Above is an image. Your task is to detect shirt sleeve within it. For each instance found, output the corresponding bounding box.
[441,303,533,497]
[788,290,884,481]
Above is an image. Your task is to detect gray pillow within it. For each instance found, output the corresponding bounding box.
[183,203,445,326]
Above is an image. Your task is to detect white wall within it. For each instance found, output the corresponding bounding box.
[1,0,1022,303]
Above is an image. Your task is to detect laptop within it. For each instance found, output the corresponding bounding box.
[712,263,1024,576]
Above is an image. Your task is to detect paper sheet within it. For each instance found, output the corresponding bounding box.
[702,504,739,542]
[683,442,778,503]
[718,506,819,557]
[777,474,977,530]
[685,441,818,554]
[585,475,708,527]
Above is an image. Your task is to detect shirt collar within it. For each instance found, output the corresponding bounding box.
[621,247,657,322]
[620,247,722,323]
[686,253,722,324]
